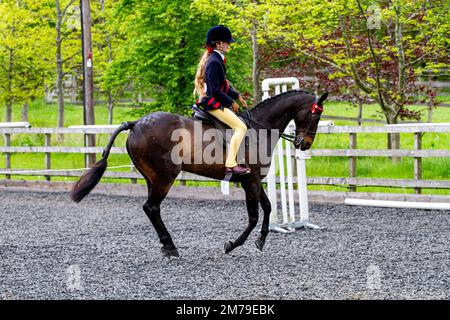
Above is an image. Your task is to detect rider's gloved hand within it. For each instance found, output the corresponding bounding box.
[238,95,248,108]
[231,101,240,112]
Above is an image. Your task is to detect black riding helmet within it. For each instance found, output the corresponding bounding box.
[205,25,236,45]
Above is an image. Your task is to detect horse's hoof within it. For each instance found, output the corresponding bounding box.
[224,241,234,254]
[161,246,179,258]
[255,238,265,251]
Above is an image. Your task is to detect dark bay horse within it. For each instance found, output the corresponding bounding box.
[70,90,328,257]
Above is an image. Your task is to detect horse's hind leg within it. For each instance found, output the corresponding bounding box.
[143,176,179,258]
[255,184,271,251]
[224,179,261,254]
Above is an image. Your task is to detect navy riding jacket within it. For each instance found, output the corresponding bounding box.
[197,51,240,111]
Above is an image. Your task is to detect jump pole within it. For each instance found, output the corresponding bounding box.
[345,198,450,211]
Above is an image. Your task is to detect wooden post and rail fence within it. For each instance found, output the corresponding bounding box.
[0,123,449,197]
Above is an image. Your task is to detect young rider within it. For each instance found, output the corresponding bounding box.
[194,25,251,175]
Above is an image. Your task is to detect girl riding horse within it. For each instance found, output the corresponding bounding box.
[194,25,251,175]
[69,25,328,257]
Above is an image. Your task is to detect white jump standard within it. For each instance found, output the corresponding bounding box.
[262,77,327,233]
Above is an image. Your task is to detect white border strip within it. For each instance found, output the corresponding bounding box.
[345,198,450,210]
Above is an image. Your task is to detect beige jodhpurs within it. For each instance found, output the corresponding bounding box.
[207,107,247,168]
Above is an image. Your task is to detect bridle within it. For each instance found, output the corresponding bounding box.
[239,95,323,145]
[292,96,323,146]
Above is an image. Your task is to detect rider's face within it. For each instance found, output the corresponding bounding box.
[216,41,230,53]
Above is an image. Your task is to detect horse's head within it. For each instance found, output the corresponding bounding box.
[293,92,328,150]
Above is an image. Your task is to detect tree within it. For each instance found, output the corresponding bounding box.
[0,0,53,122]
[54,0,81,135]
[91,0,123,124]
[263,0,450,148]
[105,0,241,116]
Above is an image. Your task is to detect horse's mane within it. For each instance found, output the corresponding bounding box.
[252,89,315,110]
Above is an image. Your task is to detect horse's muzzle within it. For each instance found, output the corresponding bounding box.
[300,141,311,151]
[294,135,311,150]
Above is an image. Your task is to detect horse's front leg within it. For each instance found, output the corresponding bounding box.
[224,178,261,254]
[255,184,271,251]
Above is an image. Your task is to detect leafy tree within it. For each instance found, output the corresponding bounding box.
[105,0,250,116]
[53,0,81,132]
[263,0,450,148]
[91,0,123,124]
[0,0,53,122]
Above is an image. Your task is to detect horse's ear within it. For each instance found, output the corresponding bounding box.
[318,92,329,105]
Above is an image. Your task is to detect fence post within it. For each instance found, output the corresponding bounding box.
[5,133,11,180]
[84,133,88,168]
[83,133,96,168]
[349,132,357,192]
[45,133,51,181]
[414,132,422,194]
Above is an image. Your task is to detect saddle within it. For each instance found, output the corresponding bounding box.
[191,104,250,128]
[190,104,252,147]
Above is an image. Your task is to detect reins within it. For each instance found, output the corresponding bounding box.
[238,109,298,143]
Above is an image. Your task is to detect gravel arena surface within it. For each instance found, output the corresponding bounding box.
[0,189,448,300]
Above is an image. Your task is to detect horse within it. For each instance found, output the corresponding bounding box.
[70,90,328,257]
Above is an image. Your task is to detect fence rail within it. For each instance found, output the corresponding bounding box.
[1,124,449,195]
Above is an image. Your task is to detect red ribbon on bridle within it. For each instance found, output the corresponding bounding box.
[311,103,323,114]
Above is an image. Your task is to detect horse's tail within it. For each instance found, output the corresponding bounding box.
[70,121,136,203]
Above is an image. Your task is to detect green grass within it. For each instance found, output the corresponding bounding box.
[1,98,449,195]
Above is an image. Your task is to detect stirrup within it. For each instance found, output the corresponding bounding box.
[225,165,251,175]
[223,172,233,182]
